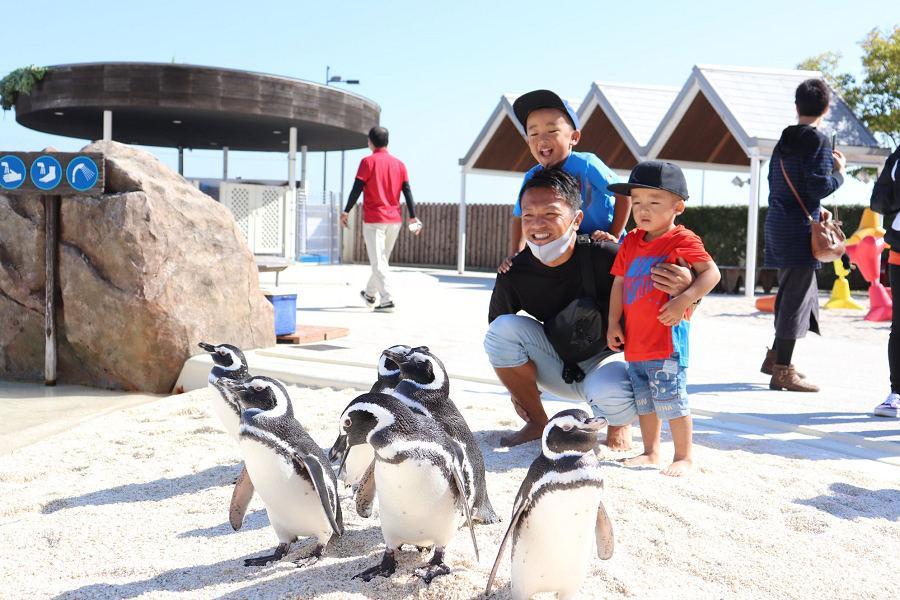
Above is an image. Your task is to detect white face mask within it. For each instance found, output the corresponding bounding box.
[525,215,579,265]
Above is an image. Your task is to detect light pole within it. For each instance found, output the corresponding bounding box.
[324,67,360,201]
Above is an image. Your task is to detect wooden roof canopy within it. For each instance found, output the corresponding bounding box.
[14,63,381,152]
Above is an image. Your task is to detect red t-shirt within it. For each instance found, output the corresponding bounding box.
[610,225,712,364]
[355,148,409,223]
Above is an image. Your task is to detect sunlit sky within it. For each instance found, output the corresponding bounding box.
[0,1,890,207]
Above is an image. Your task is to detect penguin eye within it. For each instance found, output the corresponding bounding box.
[561,423,574,432]
[217,349,227,355]
[342,417,352,430]
[253,384,264,392]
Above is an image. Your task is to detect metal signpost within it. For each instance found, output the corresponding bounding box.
[0,152,105,385]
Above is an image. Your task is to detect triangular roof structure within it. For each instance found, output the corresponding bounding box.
[459,94,581,175]
[645,64,886,168]
[578,82,679,170]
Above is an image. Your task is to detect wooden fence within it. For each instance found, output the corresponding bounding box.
[351,203,510,270]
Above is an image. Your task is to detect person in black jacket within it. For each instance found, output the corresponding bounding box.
[762,78,846,392]
[871,145,900,417]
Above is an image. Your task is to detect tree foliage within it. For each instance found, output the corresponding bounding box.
[0,65,48,110]
[799,26,899,147]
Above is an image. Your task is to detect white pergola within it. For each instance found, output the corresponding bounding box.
[457,65,890,288]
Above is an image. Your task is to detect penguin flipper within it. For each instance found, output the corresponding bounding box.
[355,460,377,518]
[294,453,344,537]
[595,497,615,560]
[229,465,254,531]
[448,440,479,562]
[485,493,527,596]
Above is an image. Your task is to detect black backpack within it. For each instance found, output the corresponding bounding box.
[543,241,609,384]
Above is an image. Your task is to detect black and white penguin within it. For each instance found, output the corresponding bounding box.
[198,341,255,531]
[327,344,415,491]
[485,409,615,600]
[386,347,500,524]
[340,392,479,584]
[223,375,344,567]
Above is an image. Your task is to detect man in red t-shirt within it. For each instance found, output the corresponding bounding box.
[341,126,421,312]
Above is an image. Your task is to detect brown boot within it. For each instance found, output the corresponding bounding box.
[770,365,819,392]
[760,348,805,378]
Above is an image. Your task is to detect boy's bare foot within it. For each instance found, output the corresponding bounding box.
[621,452,659,467]
[661,458,692,477]
[500,421,545,447]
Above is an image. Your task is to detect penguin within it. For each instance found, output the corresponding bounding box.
[198,341,255,531]
[222,375,344,567]
[485,409,615,600]
[385,346,500,524]
[327,344,417,499]
[339,392,479,584]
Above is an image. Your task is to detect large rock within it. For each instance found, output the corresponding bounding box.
[0,141,275,392]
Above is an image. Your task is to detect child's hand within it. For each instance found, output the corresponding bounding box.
[591,230,618,243]
[607,321,625,351]
[658,296,692,326]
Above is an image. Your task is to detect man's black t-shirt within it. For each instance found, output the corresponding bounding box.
[488,241,618,330]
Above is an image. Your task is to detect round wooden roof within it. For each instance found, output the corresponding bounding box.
[14,63,381,152]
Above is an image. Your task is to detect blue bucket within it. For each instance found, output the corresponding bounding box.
[265,293,297,336]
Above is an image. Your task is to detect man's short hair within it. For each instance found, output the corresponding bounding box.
[368,126,389,148]
[795,78,831,117]
[519,167,582,213]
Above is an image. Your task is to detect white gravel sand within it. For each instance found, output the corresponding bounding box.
[1,384,898,599]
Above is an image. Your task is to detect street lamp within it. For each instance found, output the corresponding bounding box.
[324,66,361,200]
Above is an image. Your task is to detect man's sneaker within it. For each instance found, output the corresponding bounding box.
[374,301,395,313]
[360,291,376,307]
[873,393,900,418]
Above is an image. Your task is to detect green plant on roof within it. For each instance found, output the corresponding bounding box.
[0,65,49,111]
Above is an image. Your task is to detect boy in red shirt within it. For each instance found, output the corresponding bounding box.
[606,161,720,476]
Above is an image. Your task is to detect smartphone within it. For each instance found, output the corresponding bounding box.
[831,133,837,150]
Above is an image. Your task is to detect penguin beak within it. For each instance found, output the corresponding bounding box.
[198,342,216,352]
[382,350,407,364]
[578,417,608,432]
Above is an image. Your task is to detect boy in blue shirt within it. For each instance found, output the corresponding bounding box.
[499,89,631,272]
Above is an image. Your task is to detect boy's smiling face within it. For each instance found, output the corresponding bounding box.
[630,188,684,239]
[525,108,580,168]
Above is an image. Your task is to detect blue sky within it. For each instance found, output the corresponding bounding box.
[0,0,888,207]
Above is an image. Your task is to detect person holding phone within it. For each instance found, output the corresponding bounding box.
[761,78,846,392]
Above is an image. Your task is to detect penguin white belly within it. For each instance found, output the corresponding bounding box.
[240,439,332,544]
[207,384,241,441]
[343,443,375,486]
[375,459,458,549]
[511,486,602,600]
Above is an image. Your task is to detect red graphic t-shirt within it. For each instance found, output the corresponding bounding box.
[610,225,712,365]
[355,148,409,224]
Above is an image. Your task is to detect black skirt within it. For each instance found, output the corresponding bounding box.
[774,267,820,339]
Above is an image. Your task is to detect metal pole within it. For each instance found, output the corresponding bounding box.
[744,156,761,297]
[457,168,467,274]
[287,127,297,260]
[222,146,229,180]
[44,195,59,386]
[323,151,327,196]
[300,141,308,254]
[102,110,112,141]
[340,150,345,202]
[700,170,706,206]
[178,146,184,175]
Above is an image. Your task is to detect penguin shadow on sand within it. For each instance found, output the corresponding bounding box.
[41,464,241,514]
[795,482,900,521]
[476,429,545,474]
[177,508,269,538]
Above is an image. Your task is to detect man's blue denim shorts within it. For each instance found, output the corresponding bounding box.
[626,354,690,420]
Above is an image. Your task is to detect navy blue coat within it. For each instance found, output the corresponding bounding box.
[764,125,843,268]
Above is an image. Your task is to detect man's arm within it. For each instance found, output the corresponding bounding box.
[488,274,519,323]
[340,178,366,228]
[400,182,422,235]
[649,259,693,296]
[657,260,721,326]
[499,216,525,274]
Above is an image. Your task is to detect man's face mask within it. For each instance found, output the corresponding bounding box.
[525,213,579,265]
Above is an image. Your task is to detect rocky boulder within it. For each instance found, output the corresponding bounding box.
[0,141,275,393]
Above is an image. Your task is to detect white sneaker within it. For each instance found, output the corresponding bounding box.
[873,393,900,418]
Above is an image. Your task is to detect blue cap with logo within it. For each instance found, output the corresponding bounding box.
[513,89,580,130]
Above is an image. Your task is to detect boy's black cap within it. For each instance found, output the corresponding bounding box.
[513,89,580,130]
[607,160,690,201]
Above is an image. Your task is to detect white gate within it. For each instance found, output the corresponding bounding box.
[220,183,287,256]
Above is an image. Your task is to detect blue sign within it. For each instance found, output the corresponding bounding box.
[30,155,63,191]
[66,156,100,192]
[0,155,27,190]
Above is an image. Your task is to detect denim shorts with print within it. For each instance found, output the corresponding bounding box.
[626,354,690,420]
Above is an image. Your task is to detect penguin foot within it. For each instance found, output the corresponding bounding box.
[244,543,290,567]
[414,548,451,584]
[293,544,325,569]
[353,549,397,582]
[474,504,502,524]
[415,545,432,553]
